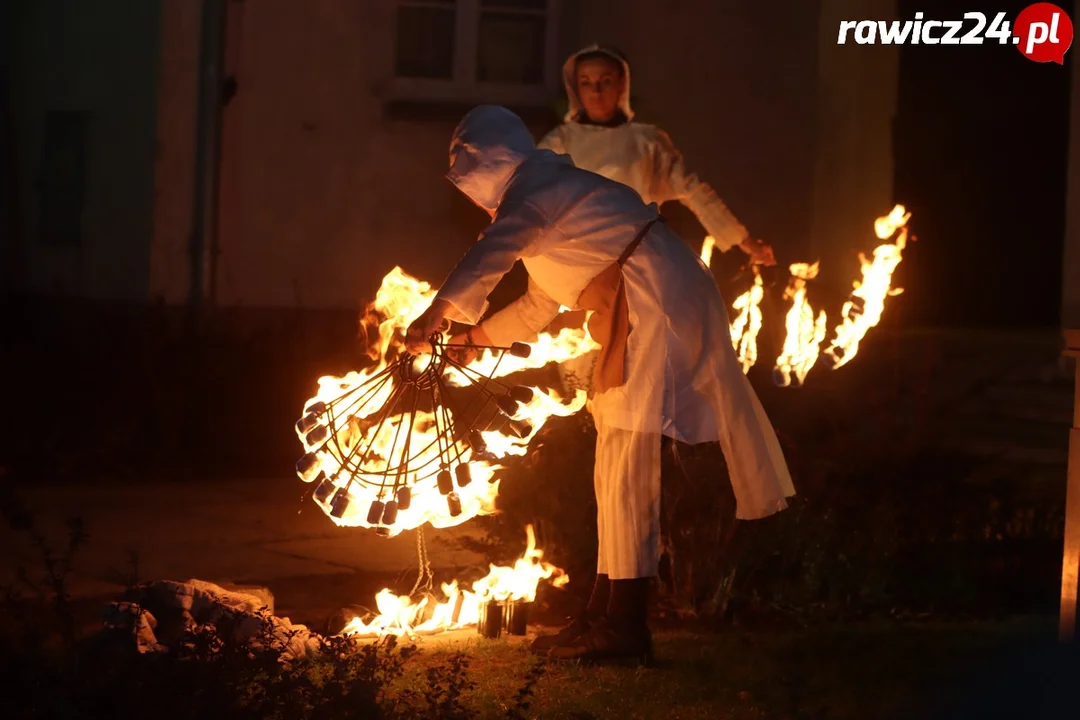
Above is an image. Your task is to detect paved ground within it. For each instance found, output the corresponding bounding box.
[1,474,488,626]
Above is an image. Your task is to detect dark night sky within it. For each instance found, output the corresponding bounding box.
[894,0,1073,328]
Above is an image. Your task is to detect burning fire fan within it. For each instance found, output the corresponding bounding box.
[294,332,545,537]
[294,267,590,539]
[293,268,588,638]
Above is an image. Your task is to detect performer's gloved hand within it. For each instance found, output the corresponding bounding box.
[739,236,777,267]
[405,299,453,353]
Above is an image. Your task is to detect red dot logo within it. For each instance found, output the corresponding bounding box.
[1014,3,1074,64]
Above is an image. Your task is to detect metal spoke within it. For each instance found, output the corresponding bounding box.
[295,330,542,531]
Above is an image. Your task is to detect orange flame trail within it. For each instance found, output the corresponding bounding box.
[824,204,912,369]
[700,236,763,374]
[774,261,827,387]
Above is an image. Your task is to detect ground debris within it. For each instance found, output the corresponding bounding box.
[101,578,322,663]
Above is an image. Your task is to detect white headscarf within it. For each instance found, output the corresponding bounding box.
[447,105,536,214]
[561,44,634,123]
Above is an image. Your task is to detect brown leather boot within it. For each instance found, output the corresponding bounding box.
[547,578,653,666]
[547,616,653,666]
[528,614,591,654]
[529,574,609,654]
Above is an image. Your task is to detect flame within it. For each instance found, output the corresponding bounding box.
[823,204,911,369]
[773,262,827,387]
[700,235,716,267]
[340,524,567,638]
[700,236,762,375]
[444,326,599,386]
[297,267,593,536]
[299,207,913,535]
[728,266,764,374]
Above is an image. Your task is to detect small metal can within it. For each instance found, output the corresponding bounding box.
[295,452,322,482]
[454,464,472,488]
[396,486,411,510]
[437,470,453,495]
[477,600,504,639]
[504,599,531,636]
[313,477,337,503]
[330,488,351,518]
[381,500,399,526]
[447,492,462,517]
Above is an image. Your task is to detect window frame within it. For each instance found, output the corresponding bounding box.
[389,0,561,106]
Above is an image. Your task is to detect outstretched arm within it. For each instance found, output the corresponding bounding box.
[406,201,550,351]
[648,129,775,264]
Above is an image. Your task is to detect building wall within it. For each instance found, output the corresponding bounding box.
[151,0,826,312]
[150,0,201,310]
[1065,29,1080,330]
[9,0,161,301]
[8,0,899,315]
[812,0,899,295]
[569,1,822,263]
[154,0,560,311]
[210,0,494,310]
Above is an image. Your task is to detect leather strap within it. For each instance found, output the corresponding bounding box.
[617,215,663,268]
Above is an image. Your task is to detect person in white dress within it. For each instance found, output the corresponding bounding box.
[538,44,776,266]
[539,45,776,418]
[406,105,794,664]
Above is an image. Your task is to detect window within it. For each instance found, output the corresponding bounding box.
[392,0,560,105]
[395,1,457,80]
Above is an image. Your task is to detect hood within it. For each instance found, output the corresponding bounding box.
[561,44,633,123]
[447,105,536,214]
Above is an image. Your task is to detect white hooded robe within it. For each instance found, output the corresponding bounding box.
[435,106,794,579]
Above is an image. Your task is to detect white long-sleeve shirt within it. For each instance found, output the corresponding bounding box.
[538,123,750,253]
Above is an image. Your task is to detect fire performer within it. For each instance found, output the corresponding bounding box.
[538,44,776,267]
[405,105,794,664]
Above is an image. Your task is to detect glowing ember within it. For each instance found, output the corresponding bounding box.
[824,204,912,369]
[773,262,828,387]
[297,267,591,536]
[729,266,765,374]
[340,524,566,638]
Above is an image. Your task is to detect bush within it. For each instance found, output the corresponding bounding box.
[459,347,1067,625]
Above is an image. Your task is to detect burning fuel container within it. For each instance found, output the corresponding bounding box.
[476,599,530,638]
[313,477,337,503]
[503,599,531,636]
[477,600,504,639]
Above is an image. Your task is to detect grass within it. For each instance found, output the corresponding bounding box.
[2,485,1076,719]
[389,617,1079,719]
[2,311,1072,717]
